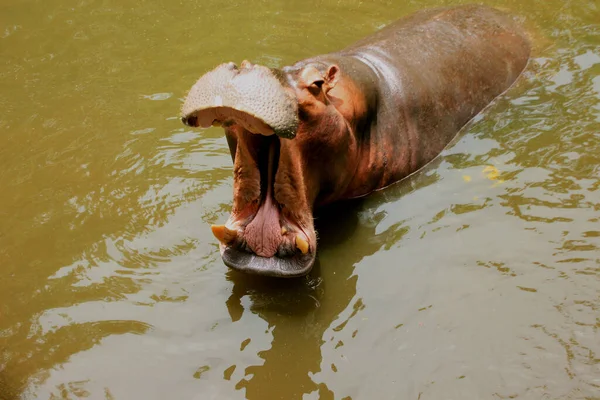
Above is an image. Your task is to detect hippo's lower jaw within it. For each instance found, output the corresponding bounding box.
[213,217,317,278]
[221,245,316,278]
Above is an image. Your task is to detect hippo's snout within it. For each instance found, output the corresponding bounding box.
[181,62,298,139]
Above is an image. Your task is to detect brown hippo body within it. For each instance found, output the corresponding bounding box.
[181,5,530,277]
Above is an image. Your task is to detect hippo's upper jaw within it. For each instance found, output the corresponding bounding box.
[181,60,298,139]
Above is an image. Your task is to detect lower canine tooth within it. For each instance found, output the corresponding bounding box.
[211,225,237,244]
[295,236,309,254]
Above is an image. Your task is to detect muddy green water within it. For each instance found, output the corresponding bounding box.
[1,0,599,399]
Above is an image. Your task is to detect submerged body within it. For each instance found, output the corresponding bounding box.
[181,4,531,277]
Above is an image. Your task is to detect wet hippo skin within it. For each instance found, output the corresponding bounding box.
[181,4,531,277]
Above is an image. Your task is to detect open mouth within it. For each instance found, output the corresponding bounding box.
[217,133,316,278]
[181,61,315,277]
[184,113,315,278]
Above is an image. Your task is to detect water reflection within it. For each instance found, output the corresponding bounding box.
[222,169,444,399]
[224,202,363,399]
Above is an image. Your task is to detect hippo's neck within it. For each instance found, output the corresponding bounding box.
[325,51,415,201]
[304,54,382,205]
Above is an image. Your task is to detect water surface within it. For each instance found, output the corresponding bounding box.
[1,0,599,398]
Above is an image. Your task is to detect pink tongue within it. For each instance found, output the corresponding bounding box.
[245,191,282,257]
[244,141,282,257]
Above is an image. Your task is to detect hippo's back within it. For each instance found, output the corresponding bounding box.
[335,4,531,196]
[345,4,529,62]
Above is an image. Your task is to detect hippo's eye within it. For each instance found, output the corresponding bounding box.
[308,80,324,96]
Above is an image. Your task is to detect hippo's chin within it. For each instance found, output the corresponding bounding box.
[222,246,316,278]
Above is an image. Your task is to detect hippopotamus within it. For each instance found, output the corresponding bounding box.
[181,4,530,277]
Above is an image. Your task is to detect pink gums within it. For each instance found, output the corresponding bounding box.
[244,141,283,257]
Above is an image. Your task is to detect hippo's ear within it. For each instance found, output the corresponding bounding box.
[300,64,340,93]
[323,64,339,93]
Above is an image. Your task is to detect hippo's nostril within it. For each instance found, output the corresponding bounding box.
[182,115,198,127]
